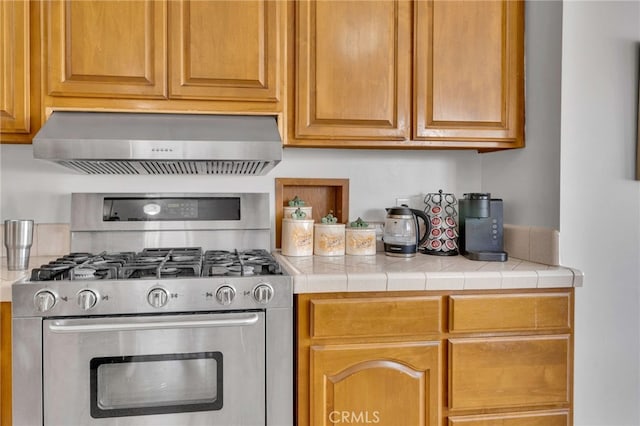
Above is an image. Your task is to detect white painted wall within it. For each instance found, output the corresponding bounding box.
[0,144,481,236]
[560,1,640,425]
[481,0,562,229]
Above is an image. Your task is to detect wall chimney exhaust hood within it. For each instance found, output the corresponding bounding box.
[33,111,283,175]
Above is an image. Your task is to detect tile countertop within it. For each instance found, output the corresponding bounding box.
[0,256,61,302]
[0,223,71,302]
[273,252,584,294]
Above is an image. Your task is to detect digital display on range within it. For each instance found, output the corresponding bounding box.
[103,197,241,221]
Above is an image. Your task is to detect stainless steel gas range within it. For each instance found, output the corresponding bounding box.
[12,193,292,426]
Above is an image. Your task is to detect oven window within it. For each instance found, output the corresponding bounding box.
[90,352,223,418]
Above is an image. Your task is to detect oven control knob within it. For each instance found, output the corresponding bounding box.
[253,283,274,304]
[34,290,56,312]
[147,288,169,308]
[216,285,236,306]
[77,289,98,311]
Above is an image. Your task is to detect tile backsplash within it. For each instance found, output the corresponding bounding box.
[503,224,559,266]
[0,223,70,257]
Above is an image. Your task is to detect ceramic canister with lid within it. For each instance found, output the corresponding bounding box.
[345,227,376,255]
[282,218,314,256]
[284,195,312,222]
[314,223,345,256]
[345,218,376,255]
[283,206,312,220]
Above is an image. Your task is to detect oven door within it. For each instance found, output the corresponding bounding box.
[43,312,265,426]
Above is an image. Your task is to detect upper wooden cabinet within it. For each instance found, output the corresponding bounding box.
[45,0,167,99]
[414,0,524,148]
[0,0,41,143]
[5,0,522,148]
[168,0,280,102]
[291,0,411,144]
[43,0,283,112]
[287,0,525,150]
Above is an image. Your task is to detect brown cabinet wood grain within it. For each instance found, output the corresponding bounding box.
[310,341,440,426]
[449,293,572,333]
[448,410,570,426]
[296,289,574,426]
[45,0,167,99]
[414,0,524,148]
[290,0,411,145]
[0,302,11,426]
[42,0,284,115]
[310,296,442,339]
[448,336,571,411]
[168,0,281,102]
[1,0,29,133]
[288,0,524,150]
[1,0,41,144]
[297,292,443,426]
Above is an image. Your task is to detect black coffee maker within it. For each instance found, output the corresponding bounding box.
[458,193,508,261]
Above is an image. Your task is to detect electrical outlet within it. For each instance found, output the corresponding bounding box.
[396,198,410,207]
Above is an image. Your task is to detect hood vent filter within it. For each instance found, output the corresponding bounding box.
[58,160,274,175]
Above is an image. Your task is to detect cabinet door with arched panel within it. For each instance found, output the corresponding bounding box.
[310,341,441,426]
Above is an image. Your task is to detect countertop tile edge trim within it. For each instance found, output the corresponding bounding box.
[426,271,465,291]
[387,272,427,291]
[536,269,575,288]
[462,271,503,290]
[347,273,388,292]
[567,267,585,287]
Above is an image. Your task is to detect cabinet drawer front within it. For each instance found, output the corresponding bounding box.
[310,296,442,339]
[448,410,569,426]
[449,293,571,333]
[449,336,570,410]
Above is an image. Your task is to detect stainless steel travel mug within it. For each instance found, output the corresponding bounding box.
[4,219,34,270]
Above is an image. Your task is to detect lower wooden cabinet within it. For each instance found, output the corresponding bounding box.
[449,336,570,411]
[296,289,574,426]
[297,293,443,426]
[310,342,440,426]
[448,410,570,426]
[0,302,11,426]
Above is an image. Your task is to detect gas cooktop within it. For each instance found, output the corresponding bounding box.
[30,247,282,282]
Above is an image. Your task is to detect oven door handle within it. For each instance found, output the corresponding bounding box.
[47,313,260,333]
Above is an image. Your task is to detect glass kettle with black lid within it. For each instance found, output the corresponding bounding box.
[383,206,430,257]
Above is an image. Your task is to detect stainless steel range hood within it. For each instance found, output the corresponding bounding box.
[33,111,283,175]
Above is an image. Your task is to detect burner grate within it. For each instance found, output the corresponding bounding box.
[29,247,280,281]
[119,248,203,279]
[203,249,280,277]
